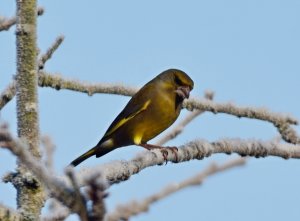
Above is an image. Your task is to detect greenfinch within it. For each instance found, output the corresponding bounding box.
[70,69,194,166]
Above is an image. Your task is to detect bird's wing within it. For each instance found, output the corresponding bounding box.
[102,98,151,138]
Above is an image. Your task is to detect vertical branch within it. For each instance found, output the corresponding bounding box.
[15,0,45,219]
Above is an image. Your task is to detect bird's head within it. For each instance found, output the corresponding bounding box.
[158,69,194,100]
[172,69,194,100]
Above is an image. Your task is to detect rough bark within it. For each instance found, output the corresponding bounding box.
[15,0,45,219]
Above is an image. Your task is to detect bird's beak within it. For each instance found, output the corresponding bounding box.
[175,86,191,99]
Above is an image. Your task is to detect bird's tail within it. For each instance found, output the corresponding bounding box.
[70,144,113,167]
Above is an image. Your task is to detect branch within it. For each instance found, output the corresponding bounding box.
[36,73,300,144]
[0,127,107,219]
[184,98,299,144]
[85,174,108,221]
[65,167,89,221]
[41,135,56,171]
[72,138,300,188]
[0,204,22,221]
[41,199,70,221]
[0,35,65,111]
[0,128,85,217]
[38,35,65,70]
[38,71,137,96]
[0,81,16,110]
[0,7,44,32]
[2,70,299,145]
[15,0,44,218]
[105,157,246,221]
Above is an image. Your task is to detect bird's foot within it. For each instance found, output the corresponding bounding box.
[140,144,178,163]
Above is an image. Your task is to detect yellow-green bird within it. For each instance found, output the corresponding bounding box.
[70,69,194,166]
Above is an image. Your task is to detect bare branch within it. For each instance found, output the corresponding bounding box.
[41,135,55,171]
[0,126,109,219]
[85,174,108,221]
[156,90,215,146]
[0,203,22,221]
[184,98,299,144]
[37,73,300,144]
[15,1,44,218]
[0,127,86,218]
[38,71,137,96]
[0,34,64,111]
[0,15,16,32]
[0,7,44,32]
[2,71,299,145]
[38,35,65,70]
[65,167,89,221]
[42,199,70,221]
[72,138,300,187]
[106,157,246,221]
[0,81,16,110]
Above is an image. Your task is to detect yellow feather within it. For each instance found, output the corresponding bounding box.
[104,99,151,137]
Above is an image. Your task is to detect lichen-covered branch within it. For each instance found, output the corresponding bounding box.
[0,7,44,31]
[0,127,106,220]
[15,0,44,219]
[0,34,64,111]
[41,135,55,171]
[72,138,300,188]
[0,204,22,221]
[41,199,70,221]
[36,73,300,144]
[105,157,246,221]
[85,174,108,221]
[184,98,299,144]
[0,81,16,110]
[0,128,75,216]
[38,71,137,96]
[2,70,299,144]
[65,167,89,221]
[38,35,64,70]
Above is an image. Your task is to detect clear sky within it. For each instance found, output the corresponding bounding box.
[1,1,300,220]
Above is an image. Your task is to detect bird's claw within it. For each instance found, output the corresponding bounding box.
[140,143,179,164]
[160,149,169,164]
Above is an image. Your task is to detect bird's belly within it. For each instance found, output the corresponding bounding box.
[132,104,179,144]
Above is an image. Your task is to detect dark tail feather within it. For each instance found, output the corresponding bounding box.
[70,146,97,167]
[70,145,114,167]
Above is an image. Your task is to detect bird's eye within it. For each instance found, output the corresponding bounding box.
[174,75,183,86]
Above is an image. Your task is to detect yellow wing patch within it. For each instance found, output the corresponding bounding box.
[104,99,151,138]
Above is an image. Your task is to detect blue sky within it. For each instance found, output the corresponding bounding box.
[1,1,300,220]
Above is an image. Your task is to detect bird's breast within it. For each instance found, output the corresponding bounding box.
[132,91,181,143]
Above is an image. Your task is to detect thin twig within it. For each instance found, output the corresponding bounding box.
[38,71,137,96]
[105,157,246,221]
[0,203,22,221]
[85,174,108,221]
[41,135,56,171]
[42,199,70,221]
[0,81,16,110]
[0,34,64,111]
[0,7,44,31]
[65,167,89,221]
[38,35,65,70]
[184,98,299,144]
